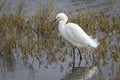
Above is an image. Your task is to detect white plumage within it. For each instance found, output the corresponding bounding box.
[54,13,99,48]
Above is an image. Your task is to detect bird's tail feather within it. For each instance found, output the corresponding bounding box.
[92,38,100,48]
[89,37,100,48]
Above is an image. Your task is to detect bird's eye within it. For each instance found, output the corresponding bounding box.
[56,17,60,20]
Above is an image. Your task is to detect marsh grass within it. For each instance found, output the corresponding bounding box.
[0,1,120,79]
[70,12,120,69]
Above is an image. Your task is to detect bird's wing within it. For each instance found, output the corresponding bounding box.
[65,23,91,45]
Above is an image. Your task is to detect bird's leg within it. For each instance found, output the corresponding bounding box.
[78,49,82,67]
[72,47,75,69]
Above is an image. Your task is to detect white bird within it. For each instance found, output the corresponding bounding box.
[52,13,99,66]
[53,13,99,48]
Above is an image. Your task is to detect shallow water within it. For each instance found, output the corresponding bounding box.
[0,0,120,80]
[0,38,119,80]
[0,0,120,16]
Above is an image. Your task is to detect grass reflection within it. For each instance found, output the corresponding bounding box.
[0,0,120,80]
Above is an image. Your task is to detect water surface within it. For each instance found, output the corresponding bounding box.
[0,0,120,80]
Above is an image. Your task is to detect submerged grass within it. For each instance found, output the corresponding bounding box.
[0,1,120,78]
[0,8,120,56]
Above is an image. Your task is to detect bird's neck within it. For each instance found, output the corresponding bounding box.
[59,20,66,29]
[58,20,66,35]
[59,20,66,27]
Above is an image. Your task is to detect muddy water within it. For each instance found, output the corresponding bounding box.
[0,0,120,80]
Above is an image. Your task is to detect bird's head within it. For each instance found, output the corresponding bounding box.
[52,13,68,23]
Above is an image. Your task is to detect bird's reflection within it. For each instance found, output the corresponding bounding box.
[61,66,98,80]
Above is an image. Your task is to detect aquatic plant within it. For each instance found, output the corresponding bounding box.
[0,1,120,79]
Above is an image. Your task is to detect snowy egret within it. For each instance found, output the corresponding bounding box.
[52,13,99,67]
